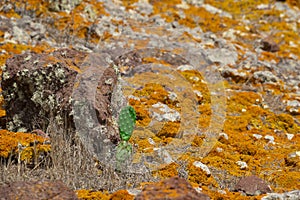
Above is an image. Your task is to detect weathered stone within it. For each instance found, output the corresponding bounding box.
[48,0,82,12]
[262,190,300,200]
[260,37,280,52]
[0,180,78,200]
[135,176,210,200]
[234,175,272,196]
[1,48,119,144]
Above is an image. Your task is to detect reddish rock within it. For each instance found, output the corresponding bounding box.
[0,180,78,200]
[234,175,272,196]
[135,176,210,200]
[1,48,120,144]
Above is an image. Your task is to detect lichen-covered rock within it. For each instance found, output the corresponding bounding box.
[0,180,78,199]
[135,176,210,200]
[1,48,119,144]
[262,190,300,200]
[48,0,82,13]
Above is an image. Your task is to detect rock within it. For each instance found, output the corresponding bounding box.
[234,175,272,196]
[252,71,278,83]
[260,37,280,52]
[236,161,248,170]
[193,161,211,176]
[48,0,82,13]
[135,176,210,200]
[206,48,238,65]
[220,67,247,83]
[1,48,120,144]
[261,190,300,200]
[0,180,78,200]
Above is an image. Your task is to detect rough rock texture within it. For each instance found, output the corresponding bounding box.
[1,48,120,143]
[262,190,300,200]
[234,175,272,196]
[0,180,78,200]
[135,176,210,200]
[2,48,85,132]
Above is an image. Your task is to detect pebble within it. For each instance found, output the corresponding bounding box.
[236,161,248,170]
[253,134,263,140]
[193,161,211,175]
[264,135,275,144]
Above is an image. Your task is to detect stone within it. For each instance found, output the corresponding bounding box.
[234,175,272,196]
[252,71,278,83]
[0,180,78,200]
[135,176,210,200]
[1,48,120,144]
[261,190,300,200]
[193,161,211,176]
[260,37,280,52]
[206,48,238,65]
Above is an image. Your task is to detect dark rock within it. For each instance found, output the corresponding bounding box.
[234,175,272,196]
[260,37,280,52]
[1,48,120,144]
[0,180,78,200]
[135,176,210,200]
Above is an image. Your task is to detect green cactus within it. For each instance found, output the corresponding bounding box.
[118,106,136,141]
[115,106,136,172]
[116,141,133,171]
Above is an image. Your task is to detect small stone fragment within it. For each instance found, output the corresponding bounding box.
[193,161,211,175]
[261,190,300,200]
[236,161,248,170]
[260,37,280,52]
[234,175,272,196]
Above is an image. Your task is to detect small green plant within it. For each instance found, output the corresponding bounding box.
[116,106,136,172]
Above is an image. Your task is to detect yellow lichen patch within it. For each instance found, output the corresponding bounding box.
[131,104,151,127]
[142,57,172,66]
[204,0,269,17]
[76,189,110,200]
[19,144,51,163]
[187,161,219,188]
[152,162,179,178]
[179,70,210,103]
[0,1,21,18]
[109,190,134,200]
[0,43,31,55]
[0,130,50,159]
[133,83,169,105]
[198,104,212,129]
[183,6,238,32]
[259,51,281,63]
[270,171,300,192]
[156,121,180,138]
[266,113,300,134]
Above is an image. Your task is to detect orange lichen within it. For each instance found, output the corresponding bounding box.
[156,122,180,138]
[109,190,134,200]
[152,162,179,178]
[76,189,110,200]
[187,161,219,187]
[0,130,50,160]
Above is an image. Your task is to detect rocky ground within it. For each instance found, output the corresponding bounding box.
[0,0,300,199]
